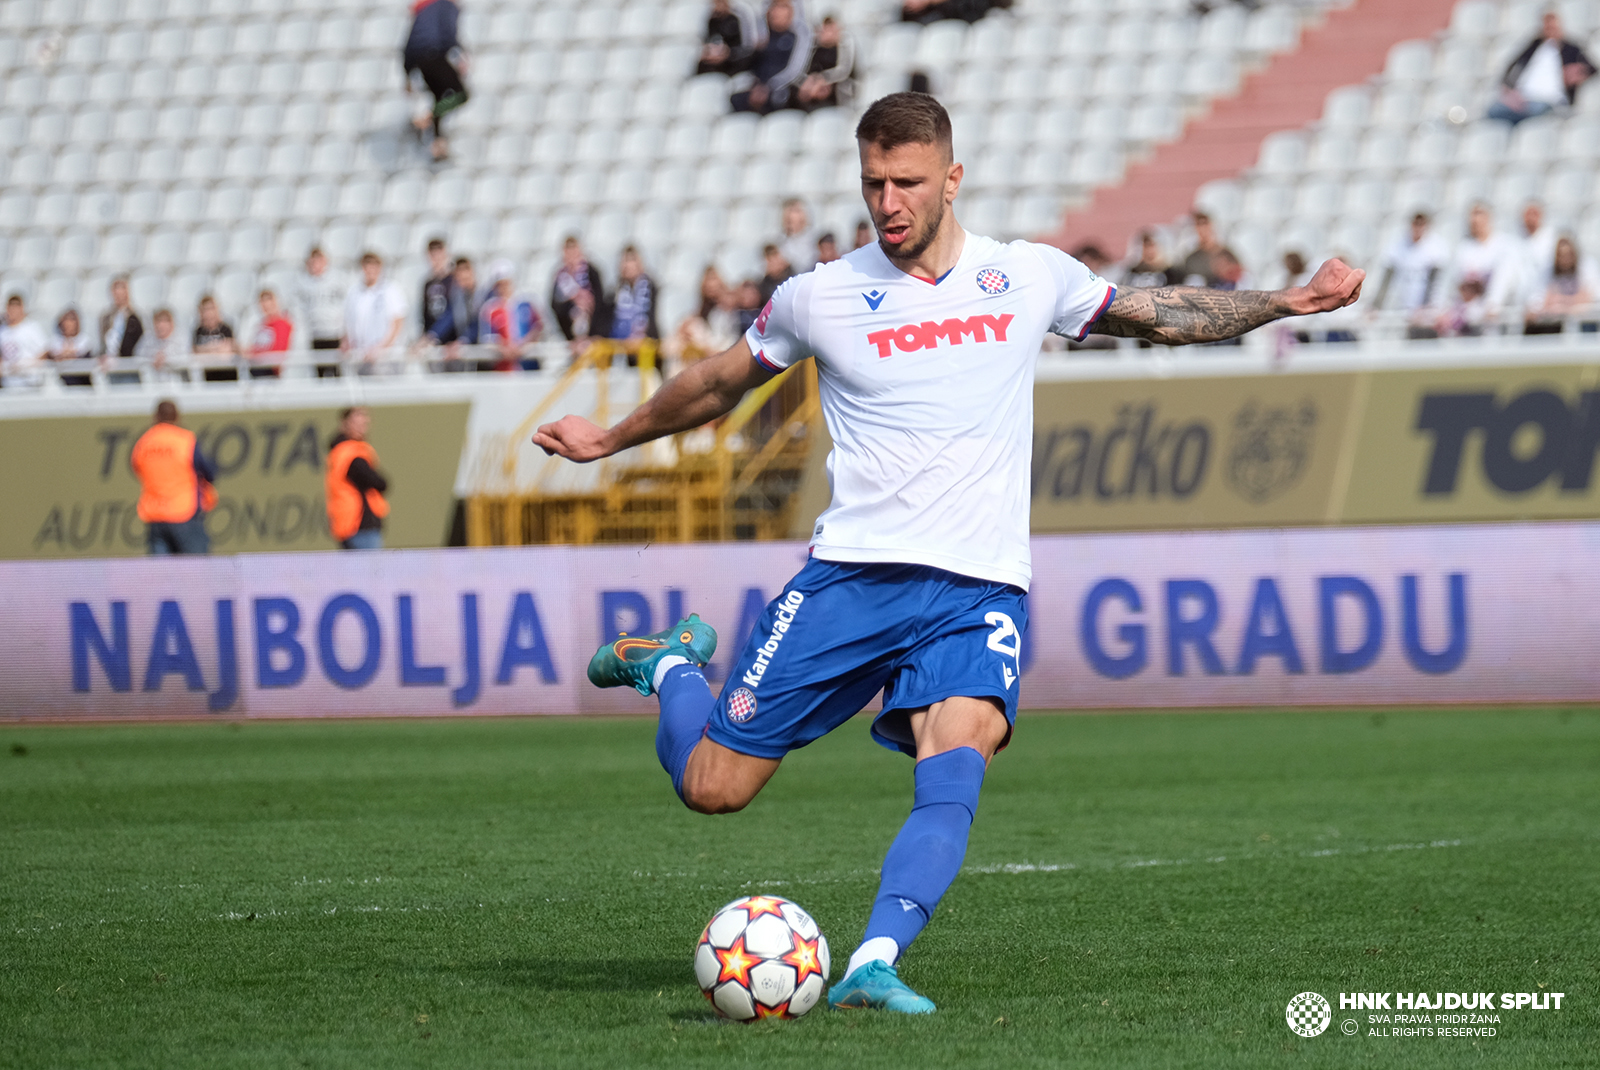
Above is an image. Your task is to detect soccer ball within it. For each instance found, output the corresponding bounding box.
[694,894,831,1020]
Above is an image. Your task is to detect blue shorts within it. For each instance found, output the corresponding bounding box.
[705,558,1028,760]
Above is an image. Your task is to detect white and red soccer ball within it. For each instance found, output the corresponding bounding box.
[694,895,830,1020]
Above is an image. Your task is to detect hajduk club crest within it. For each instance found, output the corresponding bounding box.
[976,268,1010,295]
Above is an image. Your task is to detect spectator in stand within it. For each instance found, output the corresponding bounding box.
[901,0,1012,26]
[344,251,407,370]
[697,0,760,76]
[192,295,237,382]
[551,236,606,353]
[1123,231,1180,288]
[731,0,811,115]
[48,308,93,361]
[326,406,389,551]
[817,231,840,265]
[1071,243,1116,283]
[247,289,293,378]
[1525,236,1599,333]
[793,14,855,112]
[666,266,742,372]
[1177,211,1236,287]
[609,246,660,354]
[131,399,216,556]
[1448,203,1519,325]
[1280,251,1313,289]
[420,237,454,339]
[1,294,50,383]
[423,257,483,369]
[478,259,544,371]
[403,0,469,162]
[735,278,763,332]
[135,308,188,374]
[293,246,347,377]
[1374,213,1449,336]
[778,198,817,273]
[853,219,873,250]
[758,243,793,306]
[97,276,143,359]
[1515,200,1558,305]
[1487,10,1595,125]
[1436,278,1490,337]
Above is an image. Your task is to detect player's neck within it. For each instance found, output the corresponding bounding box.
[883,217,966,284]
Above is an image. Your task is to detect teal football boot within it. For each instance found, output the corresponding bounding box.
[828,960,936,1015]
[586,614,718,696]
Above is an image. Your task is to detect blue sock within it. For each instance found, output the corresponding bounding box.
[655,663,714,802]
[862,746,987,957]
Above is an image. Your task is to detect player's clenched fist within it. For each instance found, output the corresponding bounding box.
[533,415,610,462]
[1296,258,1366,314]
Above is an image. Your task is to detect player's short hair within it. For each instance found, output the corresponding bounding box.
[155,399,178,423]
[427,237,446,252]
[855,92,953,159]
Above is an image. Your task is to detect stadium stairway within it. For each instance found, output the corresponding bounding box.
[1054,0,1462,255]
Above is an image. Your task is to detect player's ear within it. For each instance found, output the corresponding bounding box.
[946,162,963,203]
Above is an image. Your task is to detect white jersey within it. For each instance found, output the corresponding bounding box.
[745,230,1115,591]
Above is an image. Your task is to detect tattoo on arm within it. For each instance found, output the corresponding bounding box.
[1095,286,1293,346]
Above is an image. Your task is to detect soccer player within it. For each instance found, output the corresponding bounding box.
[534,93,1363,1014]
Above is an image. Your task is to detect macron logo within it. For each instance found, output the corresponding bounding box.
[862,290,887,311]
[866,314,1013,358]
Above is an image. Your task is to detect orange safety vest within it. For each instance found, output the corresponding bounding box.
[326,439,390,541]
[130,422,202,524]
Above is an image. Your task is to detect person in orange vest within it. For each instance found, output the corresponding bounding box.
[326,406,389,550]
[130,399,217,555]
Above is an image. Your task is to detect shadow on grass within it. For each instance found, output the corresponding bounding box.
[458,955,684,992]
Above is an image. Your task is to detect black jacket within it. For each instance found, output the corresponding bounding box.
[1502,36,1595,104]
[404,0,460,65]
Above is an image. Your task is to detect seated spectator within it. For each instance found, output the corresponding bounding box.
[901,0,1012,25]
[1123,230,1180,288]
[1487,11,1595,125]
[697,0,760,76]
[49,308,94,360]
[344,251,407,369]
[608,246,660,353]
[759,243,793,306]
[97,276,144,359]
[134,308,188,374]
[0,294,50,383]
[816,232,840,265]
[247,289,293,377]
[1448,203,1519,325]
[1525,236,1599,334]
[552,236,606,355]
[478,260,544,372]
[778,198,817,273]
[1177,211,1236,287]
[731,0,810,115]
[735,278,764,333]
[421,236,454,340]
[853,219,873,250]
[1374,213,1448,328]
[192,295,238,380]
[793,15,855,112]
[1436,278,1490,337]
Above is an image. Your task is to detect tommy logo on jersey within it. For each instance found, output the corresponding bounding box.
[976,269,1010,295]
[862,289,887,311]
[866,314,1014,358]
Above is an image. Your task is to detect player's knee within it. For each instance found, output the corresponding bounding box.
[680,779,753,815]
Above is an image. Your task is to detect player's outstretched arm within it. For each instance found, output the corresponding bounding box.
[532,337,774,462]
[1096,258,1366,346]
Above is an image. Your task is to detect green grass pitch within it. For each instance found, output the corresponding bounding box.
[3,708,1596,1069]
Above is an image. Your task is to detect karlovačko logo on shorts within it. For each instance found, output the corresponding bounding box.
[1286,991,1333,1037]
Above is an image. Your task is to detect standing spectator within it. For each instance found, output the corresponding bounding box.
[1,294,50,383]
[420,237,454,339]
[135,308,188,375]
[551,236,606,352]
[1123,231,1180,288]
[192,295,237,381]
[853,219,873,250]
[344,251,407,369]
[758,243,792,306]
[1177,211,1235,287]
[96,276,144,359]
[326,406,389,551]
[423,257,484,368]
[735,278,763,332]
[666,266,741,371]
[131,399,216,556]
[1435,278,1490,337]
[1374,212,1449,322]
[247,290,293,378]
[778,198,817,273]
[1515,201,1558,304]
[1487,11,1595,125]
[816,231,840,265]
[697,0,760,76]
[478,260,544,371]
[793,14,855,112]
[1525,236,1599,333]
[293,247,347,377]
[1449,203,1519,322]
[730,0,811,115]
[403,0,470,162]
[608,246,661,351]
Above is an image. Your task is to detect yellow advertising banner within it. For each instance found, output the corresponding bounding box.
[1,403,469,558]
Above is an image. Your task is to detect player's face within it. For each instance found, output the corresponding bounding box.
[859,139,960,262]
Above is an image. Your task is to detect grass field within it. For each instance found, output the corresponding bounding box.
[2,707,1597,1069]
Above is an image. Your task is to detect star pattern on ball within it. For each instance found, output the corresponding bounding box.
[714,936,758,988]
[740,895,787,921]
[753,1001,791,1020]
[781,934,824,986]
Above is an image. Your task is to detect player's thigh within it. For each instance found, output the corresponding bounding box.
[908,695,1010,764]
[681,738,781,815]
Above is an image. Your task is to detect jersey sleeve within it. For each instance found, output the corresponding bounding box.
[1032,243,1118,341]
[743,274,814,372]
